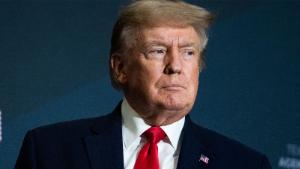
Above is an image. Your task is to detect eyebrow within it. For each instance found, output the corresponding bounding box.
[142,41,166,48]
[178,42,199,49]
[143,40,199,49]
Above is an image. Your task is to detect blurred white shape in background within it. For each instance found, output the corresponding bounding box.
[0,110,2,142]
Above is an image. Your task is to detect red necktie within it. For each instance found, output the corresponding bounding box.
[133,126,166,169]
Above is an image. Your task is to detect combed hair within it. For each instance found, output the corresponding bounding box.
[109,0,213,89]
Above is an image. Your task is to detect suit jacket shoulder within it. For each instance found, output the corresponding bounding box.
[14,105,124,169]
[177,116,272,169]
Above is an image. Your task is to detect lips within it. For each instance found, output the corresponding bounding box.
[161,84,186,91]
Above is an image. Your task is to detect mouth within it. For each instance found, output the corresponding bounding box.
[161,84,185,91]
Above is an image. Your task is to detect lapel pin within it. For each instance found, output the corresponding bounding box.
[199,154,209,164]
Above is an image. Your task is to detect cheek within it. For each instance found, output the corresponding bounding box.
[187,63,200,78]
[129,63,162,89]
[187,66,200,90]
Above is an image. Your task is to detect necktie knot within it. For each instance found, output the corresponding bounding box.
[134,126,165,169]
[143,126,166,144]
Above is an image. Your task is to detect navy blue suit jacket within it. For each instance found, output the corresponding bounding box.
[15,104,272,169]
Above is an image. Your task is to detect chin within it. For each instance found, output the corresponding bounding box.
[159,102,191,113]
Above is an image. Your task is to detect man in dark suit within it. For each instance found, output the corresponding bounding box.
[15,0,272,169]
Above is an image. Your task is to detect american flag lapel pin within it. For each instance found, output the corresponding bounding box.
[199,154,209,164]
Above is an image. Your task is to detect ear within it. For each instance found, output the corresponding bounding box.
[110,53,128,85]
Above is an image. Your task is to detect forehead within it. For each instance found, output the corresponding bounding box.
[139,26,202,47]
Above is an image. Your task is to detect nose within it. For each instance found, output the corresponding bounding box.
[163,49,182,75]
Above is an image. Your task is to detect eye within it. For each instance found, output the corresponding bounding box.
[182,48,196,59]
[186,51,195,56]
[151,49,165,54]
[146,47,167,59]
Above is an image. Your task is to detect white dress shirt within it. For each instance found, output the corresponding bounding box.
[121,98,185,169]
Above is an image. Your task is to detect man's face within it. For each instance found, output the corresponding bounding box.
[117,26,202,125]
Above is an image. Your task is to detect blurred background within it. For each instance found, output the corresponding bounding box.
[1,0,300,169]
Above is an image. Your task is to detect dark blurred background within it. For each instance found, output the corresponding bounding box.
[1,1,300,169]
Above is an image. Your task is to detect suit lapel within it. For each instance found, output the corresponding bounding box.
[177,116,214,169]
[84,104,124,169]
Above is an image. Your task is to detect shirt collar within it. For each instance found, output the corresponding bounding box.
[121,98,185,150]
